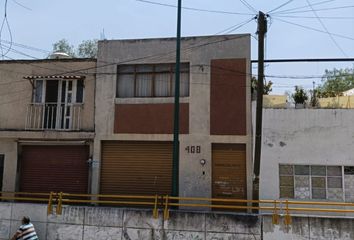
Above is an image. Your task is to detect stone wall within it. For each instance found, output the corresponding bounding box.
[2,202,354,239]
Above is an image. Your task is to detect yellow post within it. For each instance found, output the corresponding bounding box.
[153,195,158,219]
[163,195,170,220]
[272,200,279,225]
[56,192,63,215]
[284,200,292,225]
[47,192,54,215]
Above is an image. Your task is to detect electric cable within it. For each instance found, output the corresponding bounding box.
[272,5,354,15]
[0,0,13,59]
[267,0,295,14]
[271,0,335,15]
[272,17,354,41]
[239,0,257,14]
[274,15,354,20]
[305,0,348,57]
[12,0,32,11]
[135,0,254,16]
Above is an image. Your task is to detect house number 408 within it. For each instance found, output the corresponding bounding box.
[185,145,201,154]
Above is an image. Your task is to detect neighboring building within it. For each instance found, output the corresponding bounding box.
[260,109,354,203]
[92,35,252,199]
[0,59,96,193]
[342,88,354,96]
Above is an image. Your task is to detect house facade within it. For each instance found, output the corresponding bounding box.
[92,35,253,199]
[260,109,354,203]
[0,59,96,194]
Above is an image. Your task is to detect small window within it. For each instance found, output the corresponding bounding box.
[76,80,84,103]
[279,164,346,201]
[33,80,43,103]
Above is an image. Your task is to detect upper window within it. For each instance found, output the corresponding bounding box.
[116,63,190,98]
[33,79,84,104]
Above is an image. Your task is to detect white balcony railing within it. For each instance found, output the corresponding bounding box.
[25,103,83,130]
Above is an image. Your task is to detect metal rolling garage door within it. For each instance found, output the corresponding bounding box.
[20,145,89,193]
[100,141,172,196]
[212,144,247,200]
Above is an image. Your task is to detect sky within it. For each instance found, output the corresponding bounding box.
[0,0,354,94]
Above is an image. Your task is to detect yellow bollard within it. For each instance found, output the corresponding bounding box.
[163,195,170,220]
[284,200,292,225]
[56,192,63,215]
[153,195,158,219]
[272,200,279,225]
[47,192,54,215]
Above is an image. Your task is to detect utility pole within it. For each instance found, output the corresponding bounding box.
[172,0,182,197]
[253,11,267,202]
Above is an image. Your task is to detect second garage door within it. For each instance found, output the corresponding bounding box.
[212,144,247,200]
[100,141,172,196]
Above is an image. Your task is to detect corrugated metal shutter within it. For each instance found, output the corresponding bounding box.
[20,145,89,193]
[100,141,172,195]
[212,144,247,200]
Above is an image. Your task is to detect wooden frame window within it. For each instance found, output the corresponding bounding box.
[116,63,189,98]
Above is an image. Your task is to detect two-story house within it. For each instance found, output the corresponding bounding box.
[0,58,96,194]
[91,34,253,200]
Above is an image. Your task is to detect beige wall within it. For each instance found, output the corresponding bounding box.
[0,59,96,131]
[94,35,252,199]
[0,59,96,192]
[0,140,17,192]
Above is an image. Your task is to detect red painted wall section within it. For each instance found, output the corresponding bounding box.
[114,103,189,134]
[210,58,247,135]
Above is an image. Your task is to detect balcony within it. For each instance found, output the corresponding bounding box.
[25,103,83,131]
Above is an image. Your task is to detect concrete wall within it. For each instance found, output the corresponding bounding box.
[260,109,354,201]
[0,202,261,240]
[0,141,17,192]
[3,202,354,239]
[94,35,252,199]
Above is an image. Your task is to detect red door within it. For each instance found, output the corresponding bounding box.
[20,145,89,194]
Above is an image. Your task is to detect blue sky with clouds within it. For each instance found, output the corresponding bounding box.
[1,0,354,93]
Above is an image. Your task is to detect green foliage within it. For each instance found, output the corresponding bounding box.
[52,39,76,57]
[316,68,354,98]
[292,86,308,104]
[251,76,273,95]
[77,40,98,58]
[51,39,98,58]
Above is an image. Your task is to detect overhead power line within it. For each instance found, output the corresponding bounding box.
[251,58,354,63]
[0,39,50,54]
[273,17,354,41]
[12,0,32,11]
[272,0,336,15]
[135,0,253,15]
[239,0,257,13]
[273,5,354,15]
[0,0,13,59]
[267,0,294,14]
[275,15,354,20]
[305,0,347,57]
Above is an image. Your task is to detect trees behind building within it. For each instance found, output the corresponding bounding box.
[51,39,98,58]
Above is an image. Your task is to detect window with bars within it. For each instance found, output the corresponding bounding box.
[279,164,348,201]
[116,63,190,98]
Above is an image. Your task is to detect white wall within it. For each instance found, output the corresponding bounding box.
[260,109,354,200]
